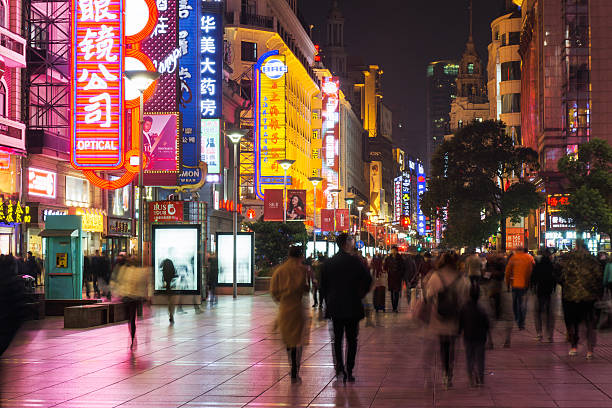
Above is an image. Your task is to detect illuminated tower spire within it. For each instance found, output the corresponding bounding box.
[468,0,473,42]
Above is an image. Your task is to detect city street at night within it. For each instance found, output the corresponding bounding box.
[4,294,612,408]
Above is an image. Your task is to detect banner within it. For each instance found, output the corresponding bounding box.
[149,201,184,222]
[506,228,524,250]
[263,189,283,221]
[370,161,381,215]
[286,189,306,221]
[320,209,334,232]
[335,209,350,231]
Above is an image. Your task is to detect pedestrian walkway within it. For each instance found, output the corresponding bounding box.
[2,294,612,407]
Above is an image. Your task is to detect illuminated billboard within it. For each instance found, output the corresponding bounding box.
[402,172,411,218]
[143,113,179,172]
[254,51,288,199]
[71,0,125,170]
[417,164,426,235]
[321,76,340,206]
[201,118,221,174]
[216,232,254,286]
[393,176,401,223]
[153,225,201,293]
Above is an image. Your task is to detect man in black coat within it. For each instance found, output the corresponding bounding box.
[321,233,372,383]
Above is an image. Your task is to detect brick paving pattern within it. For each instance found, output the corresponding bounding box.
[2,294,612,407]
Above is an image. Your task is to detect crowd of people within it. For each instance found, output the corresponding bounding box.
[269,235,612,388]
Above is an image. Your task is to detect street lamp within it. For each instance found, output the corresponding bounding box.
[329,188,342,236]
[356,203,364,246]
[227,128,247,299]
[123,69,161,268]
[277,159,295,223]
[365,211,372,255]
[344,196,354,233]
[308,176,323,258]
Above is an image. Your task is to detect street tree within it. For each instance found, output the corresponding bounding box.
[557,139,612,238]
[247,219,308,275]
[421,120,542,249]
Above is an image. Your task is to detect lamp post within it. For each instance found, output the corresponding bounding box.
[123,70,161,268]
[329,188,341,234]
[365,211,372,255]
[277,159,295,223]
[227,129,247,299]
[356,203,364,250]
[344,196,354,234]
[308,176,323,258]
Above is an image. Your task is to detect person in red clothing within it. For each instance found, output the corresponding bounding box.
[505,248,535,330]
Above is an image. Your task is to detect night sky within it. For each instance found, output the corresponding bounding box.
[300,0,505,162]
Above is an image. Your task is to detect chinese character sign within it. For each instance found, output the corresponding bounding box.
[417,167,426,235]
[393,176,401,223]
[321,76,340,199]
[71,0,124,170]
[254,51,288,199]
[178,0,199,174]
[201,118,220,174]
[0,200,31,225]
[199,3,223,121]
[401,172,411,218]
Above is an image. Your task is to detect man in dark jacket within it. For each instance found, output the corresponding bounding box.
[384,246,405,312]
[531,249,557,342]
[161,256,177,323]
[321,233,372,383]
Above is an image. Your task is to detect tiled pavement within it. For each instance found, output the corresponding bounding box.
[2,294,612,407]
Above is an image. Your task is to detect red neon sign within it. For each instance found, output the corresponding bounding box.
[71,0,125,170]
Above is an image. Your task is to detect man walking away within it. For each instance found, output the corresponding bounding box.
[161,257,177,323]
[505,248,534,330]
[559,240,603,359]
[459,282,490,387]
[465,250,483,284]
[403,254,418,306]
[321,233,372,383]
[384,246,405,313]
[531,249,557,342]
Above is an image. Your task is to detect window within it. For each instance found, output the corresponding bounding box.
[501,61,521,81]
[0,1,5,28]
[0,82,5,117]
[467,63,474,74]
[241,41,257,62]
[501,93,521,113]
[65,176,90,205]
[508,32,521,45]
[501,33,506,46]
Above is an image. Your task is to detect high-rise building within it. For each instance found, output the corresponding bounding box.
[487,3,522,143]
[425,60,458,173]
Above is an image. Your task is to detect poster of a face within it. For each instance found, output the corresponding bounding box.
[154,226,199,291]
[217,233,253,285]
[286,189,306,221]
[143,113,178,172]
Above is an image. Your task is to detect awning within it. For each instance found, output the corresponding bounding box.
[39,229,78,237]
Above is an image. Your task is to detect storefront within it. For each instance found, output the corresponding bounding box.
[26,204,69,258]
[105,181,133,258]
[68,207,105,253]
[0,199,31,255]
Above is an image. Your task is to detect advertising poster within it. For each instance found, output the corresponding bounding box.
[417,165,426,235]
[286,189,306,221]
[149,201,184,222]
[264,189,283,221]
[216,232,253,286]
[335,209,350,231]
[321,76,340,193]
[153,225,200,292]
[320,209,334,232]
[143,113,179,172]
[393,176,402,223]
[369,161,381,215]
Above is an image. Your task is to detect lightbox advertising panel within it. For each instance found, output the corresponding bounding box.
[216,232,253,286]
[254,50,288,199]
[153,225,200,293]
[417,165,426,235]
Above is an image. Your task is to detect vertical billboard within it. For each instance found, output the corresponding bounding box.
[216,232,254,286]
[393,176,401,223]
[254,50,288,199]
[201,118,221,174]
[286,189,306,221]
[401,172,411,219]
[142,113,179,172]
[71,0,124,170]
[369,161,381,216]
[264,189,283,221]
[417,164,426,235]
[320,209,334,232]
[153,225,200,293]
[321,77,340,208]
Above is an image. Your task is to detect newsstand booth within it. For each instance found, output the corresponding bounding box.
[40,215,84,299]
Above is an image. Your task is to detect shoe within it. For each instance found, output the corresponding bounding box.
[347,374,356,383]
[442,375,452,389]
[535,334,543,341]
[312,303,318,308]
[569,348,578,356]
[547,337,554,343]
[586,352,594,360]
[519,326,526,331]
[290,375,302,383]
[169,316,174,324]
[503,341,511,348]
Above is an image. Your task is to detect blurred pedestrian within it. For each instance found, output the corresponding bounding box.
[424,251,469,389]
[0,254,27,356]
[311,254,324,308]
[83,254,92,298]
[465,250,483,284]
[24,251,40,287]
[269,245,310,383]
[559,240,603,359]
[505,247,534,330]
[372,252,385,312]
[111,257,151,348]
[604,256,612,293]
[207,252,218,304]
[531,249,557,342]
[403,253,418,306]
[161,256,177,323]
[484,252,506,320]
[321,233,372,383]
[459,282,490,387]
[384,245,405,312]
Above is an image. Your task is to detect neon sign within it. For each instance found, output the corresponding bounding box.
[199,3,223,120]
[254,50,288,199]
[402,172,411,218]
[321,76,340,206]
[417,164,426,235]
[71,0,124,170]
[394,176,401,223]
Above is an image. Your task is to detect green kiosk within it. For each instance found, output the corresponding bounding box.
[40,215,84,299]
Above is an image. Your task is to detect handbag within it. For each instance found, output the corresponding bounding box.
[413,297,431,324]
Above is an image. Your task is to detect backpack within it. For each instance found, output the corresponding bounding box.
[437,273,461,320]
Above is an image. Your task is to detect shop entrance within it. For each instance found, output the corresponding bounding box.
[0,226,13,254]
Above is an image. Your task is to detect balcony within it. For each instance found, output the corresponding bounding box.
[0,26,26,68]
[231,12,274,30]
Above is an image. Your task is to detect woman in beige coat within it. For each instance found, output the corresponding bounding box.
[270,246,310,382]
[425,251,469,388]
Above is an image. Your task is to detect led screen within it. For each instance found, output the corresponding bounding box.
[153,225,200,292]
[217,233,253,286]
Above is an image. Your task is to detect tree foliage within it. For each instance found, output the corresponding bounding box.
[247,219,308,275]
[421,120,543,248]
[557,139,612,236]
